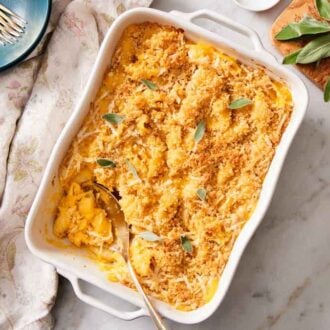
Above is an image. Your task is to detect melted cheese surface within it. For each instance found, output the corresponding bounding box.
[54,23,293,310]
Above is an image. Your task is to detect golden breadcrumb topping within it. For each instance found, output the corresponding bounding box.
[53,22,293,310]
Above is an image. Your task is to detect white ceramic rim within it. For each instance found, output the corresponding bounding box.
[232,0,281,12]
[25,8,308,325]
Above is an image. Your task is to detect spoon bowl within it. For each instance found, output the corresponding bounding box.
[93,182,167,330]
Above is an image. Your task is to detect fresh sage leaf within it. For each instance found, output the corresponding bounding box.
[97,159,116,168]
[315,0,330,20]
[283,49,302,64]
[275,16,330,40]
[197,188,207,201]
[296,33,330,64]
[228,97,252,109]
[194,120,206,144]
[180,235,193,253]
[141,79,158,90]
[138,231,162,241]
[103,113,125,124]
[324,78,330,102]
[125,159,141,181]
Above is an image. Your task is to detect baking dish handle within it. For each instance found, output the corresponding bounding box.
[170,9,271,55]
[57,269,148,320]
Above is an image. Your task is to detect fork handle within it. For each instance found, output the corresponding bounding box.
[128,261,168,330]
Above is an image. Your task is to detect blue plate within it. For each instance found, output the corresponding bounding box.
[0,0,51,72]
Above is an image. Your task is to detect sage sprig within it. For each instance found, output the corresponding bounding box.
[97,159,116,168]
[180,235,193,253]
[296,33,330,63]
[324,78,330,102]
[275,16,330,40]
[315,0,330,20]
[277,2,330,103]
[125,159,141,181]
[138,231,161,241]
[103,113,125,124]
[228,98,252,109]
[141,79,158,90]
[283,49,302,64]
[197,188,207,201]
[194,120,206,144]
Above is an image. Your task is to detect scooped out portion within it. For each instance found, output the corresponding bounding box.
[54,181,114,248]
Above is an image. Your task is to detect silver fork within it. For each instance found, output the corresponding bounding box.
[0,4,26,45]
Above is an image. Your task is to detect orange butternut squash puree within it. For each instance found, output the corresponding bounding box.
[54,23,293,310]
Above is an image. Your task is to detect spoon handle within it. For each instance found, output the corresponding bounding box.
[128,261,168,330]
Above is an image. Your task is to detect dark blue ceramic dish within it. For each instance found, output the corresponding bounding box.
[0,0,51,72]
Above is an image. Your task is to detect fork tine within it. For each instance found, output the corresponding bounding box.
[1,32,15,44]
[10,15,26,27]
[0,11,24,33]
[0,32,14,44]
[0,26,17,41]
[0,20,22,37]
[0,34,6,45]
[0,4,26,24]
[6,27,21,37]
[5,13,26,30]
[0,23,20,40]
[7,27,21,37]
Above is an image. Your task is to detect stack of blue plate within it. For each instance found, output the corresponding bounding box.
[0,0,51,71]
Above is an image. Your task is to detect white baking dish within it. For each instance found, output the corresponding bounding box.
[25,8,308,324]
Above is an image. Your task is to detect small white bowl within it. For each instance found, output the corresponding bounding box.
[233,0,281,12]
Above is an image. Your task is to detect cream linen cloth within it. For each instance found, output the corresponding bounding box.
[0,0,152,329]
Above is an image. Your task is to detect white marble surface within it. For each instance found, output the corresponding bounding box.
[53,0,330,329]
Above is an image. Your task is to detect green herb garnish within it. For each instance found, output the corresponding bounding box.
[96,159,116,168]
[283,49,302,64]
[278,2,330,104]
[194,120,206,144]
[125,159,141,181]
[103,113,125,124]
[296,33,330,64]
[141,79,158,90]
[180,235,193,253]
[138,231,162,241]
[228,98,253,109]
[275,16,330,41]
[315,0,330,20]
[197,188,207,201]
[324,78,330,102]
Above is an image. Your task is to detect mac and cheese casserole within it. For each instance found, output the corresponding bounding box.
[54,23,293,310]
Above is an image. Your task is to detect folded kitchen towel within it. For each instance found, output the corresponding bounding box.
[0,0,152,329]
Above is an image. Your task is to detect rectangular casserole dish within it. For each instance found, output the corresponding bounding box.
[25,8,308,324]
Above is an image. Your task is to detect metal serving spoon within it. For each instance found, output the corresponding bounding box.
[93,183,167,330]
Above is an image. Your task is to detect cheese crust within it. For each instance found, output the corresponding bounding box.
[54,22,293,310]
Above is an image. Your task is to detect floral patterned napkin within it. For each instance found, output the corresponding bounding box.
[0,0,152,329]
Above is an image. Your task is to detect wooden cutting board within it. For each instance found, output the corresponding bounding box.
[271,0,330,89]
